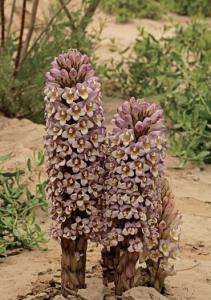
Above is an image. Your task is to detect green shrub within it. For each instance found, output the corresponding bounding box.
[105,21,211,165]
[101,0,165,23]
[0,151,47,258]
[174,0,211,17]
[0,0,101,123]
[101,0,211,21]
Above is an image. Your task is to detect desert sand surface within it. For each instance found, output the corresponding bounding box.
[1,2,211,300]
[1,99,211,300]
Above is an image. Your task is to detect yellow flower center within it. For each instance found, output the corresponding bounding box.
[131,146,138,154]
[86,102,93,111]
[69,178,75,186]
[92,134,98,141]
[122,165,129,174]
[53,127,59,133]
[80,120,87,129]
[68,128,75,137]
[79,86,88,99]
[117,149,125,158]
[73,158,80,166]
[135,161,143,170]
[79,138,85,146]
[82,170,88,178]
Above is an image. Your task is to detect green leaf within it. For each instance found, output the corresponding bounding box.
[34,224,41,232]
[13,229,20,238]
[34,151,44,166]
[27,158,32,172]
[0,153,13,161]
[0,170,25,177]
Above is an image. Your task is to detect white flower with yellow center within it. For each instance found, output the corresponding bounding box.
[135,160,144,176]
[156,136,163,150]
[78,84,89,100]
[126,180,138,192]
[120,130,134,146]
[76,169,92,186]
[50,125,62,140]
[47,86,62,102]
[170,227,181,241]
[55,109,70,125]
[159,241,170,257]
[142,137,151,153]
[62,87,77,104]
[72,137,91,154]
[107,177,118,187]
[71,104,85,121]
[147,151,157,165]
[116,163,134,178]
[46,103,55,117]
[112,149,127,162]
[90,131,104,147]
[62,126,76,142]
[76,192,90,211]
[67,156,87,173]
[110,135,120,147]
[65,177,80,194]
[85,102,95,117]
[78,118,93,135]
[93,113,103,127]
[128,145,140,160]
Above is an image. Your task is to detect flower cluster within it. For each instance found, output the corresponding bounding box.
[134,177,182,291]
[143,177,182,290]
[102,97,166,254]
[44,49,106,242]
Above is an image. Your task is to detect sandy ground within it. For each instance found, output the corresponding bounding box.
[1,98,211,300]
[1,2,211,300]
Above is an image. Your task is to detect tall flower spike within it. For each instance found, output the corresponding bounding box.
[44,49,106,296]
[101,97,169,295]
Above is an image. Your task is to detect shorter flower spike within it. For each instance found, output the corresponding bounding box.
[101,97,181,295]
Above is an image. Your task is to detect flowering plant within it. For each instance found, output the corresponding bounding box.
[44,51,181,296]
[101,97,181,295]
[44,49,106,295]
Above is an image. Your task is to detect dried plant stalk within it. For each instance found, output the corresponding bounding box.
[20,0,39,61]
[137,177,182,292]
[0,0,5,48]
[14,0,27,76]
[7,0,16,37]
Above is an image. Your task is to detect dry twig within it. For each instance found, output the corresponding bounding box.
[20,0,39,61]
[14,0,27,76]
[0,0,5,48]
[7,0,16,37]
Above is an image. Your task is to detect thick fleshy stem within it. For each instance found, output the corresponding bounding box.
[101,247,116,286]
[114,246,139,295]
[61,236,87,295]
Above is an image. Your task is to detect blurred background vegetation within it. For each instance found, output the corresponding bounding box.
[0,0,211,163]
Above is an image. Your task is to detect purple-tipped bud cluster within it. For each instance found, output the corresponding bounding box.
[102,97,166,253]
[44,49,106,242]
